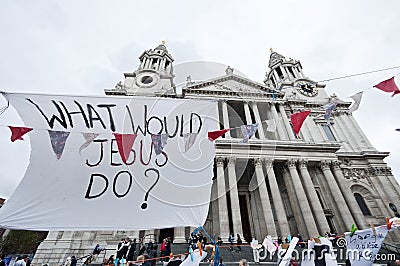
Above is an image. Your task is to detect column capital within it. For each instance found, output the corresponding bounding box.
[332,160,342,169]
[298,159,308,169]
[320,160,332,170]
[254,158,262,167]
[216,157,225,166]
[286,159,297,168]
[228,157,236,166]
[263,158,274,168]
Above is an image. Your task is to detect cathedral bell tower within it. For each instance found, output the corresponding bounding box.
[106,42,176,96]
[264,49,326,99]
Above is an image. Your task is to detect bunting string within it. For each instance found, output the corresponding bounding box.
[318,65,400,83]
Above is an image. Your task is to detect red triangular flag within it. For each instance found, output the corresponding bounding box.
[113,133,137,163]
[290,110,311,135]
[373,77,400,97]
[208,128,231,141]
[8,126,33,142]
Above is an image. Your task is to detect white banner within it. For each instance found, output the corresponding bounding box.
[345,227,388,266]
[0,92,218,231]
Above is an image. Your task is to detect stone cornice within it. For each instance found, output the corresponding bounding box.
[183,88,283,100]
[214,139,341,152]
[336,151,390,160]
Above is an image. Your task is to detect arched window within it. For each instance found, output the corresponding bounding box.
[354,193,371,216]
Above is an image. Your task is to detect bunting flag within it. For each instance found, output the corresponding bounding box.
[113,133,137,163]
[373,77,400,97]
[323,102,337,124]
[151,134,168,155]
[208,128,231,141]
[349,91,363,113]
[345,226,389,266]
[8,126,32,142]
[290,110,311,135]
[79,133,100,155]
[180,249,207,266]
[213,246,220,266]
[183,133,198,153]
[241,123,258,143]
[48,130,70,159]
[262,235,277,255]
[265,119,277,132]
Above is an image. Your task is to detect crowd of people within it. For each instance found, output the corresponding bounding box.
[105,236,172,266]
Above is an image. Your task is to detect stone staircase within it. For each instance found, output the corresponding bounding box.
[33,241,400,266]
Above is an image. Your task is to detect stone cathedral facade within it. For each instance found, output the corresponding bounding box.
[33,43,400,264]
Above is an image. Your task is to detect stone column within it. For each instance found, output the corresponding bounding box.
[221,101,231,138]
[330,119,352,151]
[320,160,355,230]
[270,103,288,140]
[264,159,290,236]
[346,114,374,150]
[244,102,253,124]
[251,102,266,139]
[216,157,230,241]
[330,161,367,229]
[386,171,400,203]
[336,114,359,151]
[279,66,288,79]
[254,158,277,237]
[145,58,151,69]
[227,157,243,237]
[155,59,160,70]
[279,104,296,140]
[161,58,166,70]
[306,118,324,142]
[282,167,307,236]
[174,227,186,243]
[287,159,319,237]
[367,168,396,218]
[298,159,330,234]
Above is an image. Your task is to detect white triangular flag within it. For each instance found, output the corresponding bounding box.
[183,133,198,152]
[349,91,363,113]
[266,119,277,132]
[345,227,388,266]
[79,133,100,155]
[262,235,276,255]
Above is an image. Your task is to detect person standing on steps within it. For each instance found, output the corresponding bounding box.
[228,233,234,251]
[236,234,242,252]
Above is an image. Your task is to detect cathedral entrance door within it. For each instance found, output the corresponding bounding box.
[159,228,174,243]
[239,195,251,243]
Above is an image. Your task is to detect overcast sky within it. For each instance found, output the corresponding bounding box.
[0,0,399,199]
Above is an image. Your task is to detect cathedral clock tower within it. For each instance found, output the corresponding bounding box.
[105,42,176,96]
[264,49,327,99]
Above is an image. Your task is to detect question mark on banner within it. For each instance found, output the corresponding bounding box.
[141,168,160,210]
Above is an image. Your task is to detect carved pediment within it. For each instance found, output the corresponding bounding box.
[184,75,272,95]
